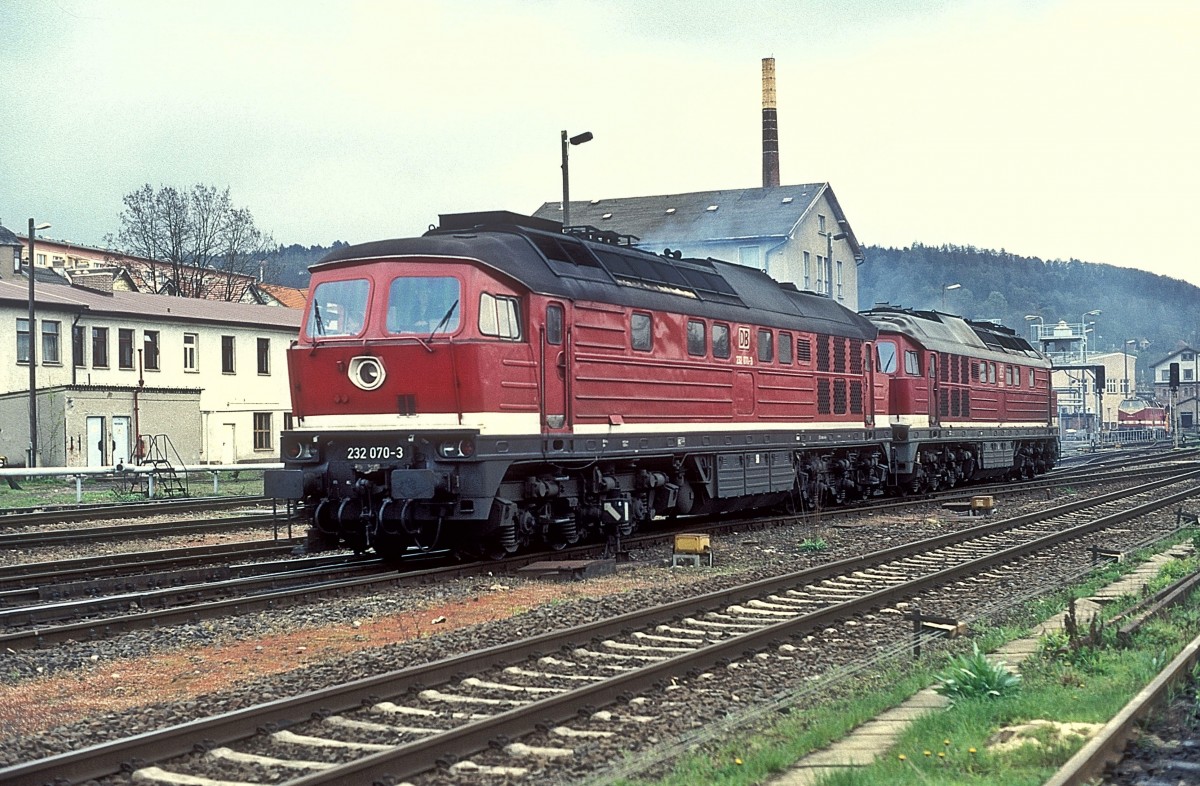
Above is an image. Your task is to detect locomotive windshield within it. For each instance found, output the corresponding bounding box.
[387,276,461,334]
[876,340,898,374]
[307,278,370,338]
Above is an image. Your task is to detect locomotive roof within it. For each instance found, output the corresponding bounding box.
[863,306,1049,366]
[314,212,877,340]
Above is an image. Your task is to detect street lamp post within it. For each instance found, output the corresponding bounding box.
[1123,339,1137,400]
[1080,309,1101,362]
[822,228,847,298]
[27,219,51,468]
[941,283,961,311]
[560,130,593,230]
[1024,314,1043,344]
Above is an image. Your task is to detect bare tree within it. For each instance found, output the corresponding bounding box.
[110,183,275,300]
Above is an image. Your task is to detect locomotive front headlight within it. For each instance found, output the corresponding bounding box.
[284,438,319,463]
[348,355,386,391]
[438,440,460,458]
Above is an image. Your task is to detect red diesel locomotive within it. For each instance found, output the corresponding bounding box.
[265,212,1057,558]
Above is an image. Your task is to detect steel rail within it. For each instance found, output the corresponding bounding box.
[1045,596,1200,785]
[0,495,269,526]
[4,471,1197,786]
[0,539,303,588]
[0,512,279,549]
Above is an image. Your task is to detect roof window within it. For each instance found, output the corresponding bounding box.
[665,207,676,214]
[706,205,719,212]
[601,213,612,220]
[781,197,793,204]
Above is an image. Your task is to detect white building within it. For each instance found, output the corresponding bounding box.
[0,266,300,468]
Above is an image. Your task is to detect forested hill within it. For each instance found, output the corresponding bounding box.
[267,239,1199,360]
[859,243,1199,359]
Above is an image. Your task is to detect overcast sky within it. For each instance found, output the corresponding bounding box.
[1,0,1197,286]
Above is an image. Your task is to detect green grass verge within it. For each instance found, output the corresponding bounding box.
[613,535,1200,786]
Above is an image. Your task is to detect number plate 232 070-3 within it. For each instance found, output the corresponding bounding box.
[346,445,405,461]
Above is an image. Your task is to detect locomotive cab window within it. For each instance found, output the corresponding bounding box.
[687,319,706,357]
[479,292,522,340]
[779,331,793,364]
[712,323,731,359]
[546,304,564,345]
[904,349,921,376]
[757,329,773,362]
[631,312,652,351]
[387,276,461,335]
[876,341,898,374]
[307,278,370,338]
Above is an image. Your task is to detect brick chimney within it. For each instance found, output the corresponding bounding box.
[762,57,780,188]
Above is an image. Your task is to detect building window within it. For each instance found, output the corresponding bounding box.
[815,255,826,293]
[144,330,160,371]
[118,328,134,370]
[818,214,826,233]
[73,324,86,367]
[17,318,31,363]
[631,313,652,351]
[221,335,235,374]
[836,260,844,300]
[42,321,61,365]
[738,245,763,271]
[257,337,270,375]
[1186,368,1195,382]
[92,327,109,368]
[687,319,706,357]
[803,252,811,290]
[713,323,731,359]
[253,412,273,451]
[183,333,198,372]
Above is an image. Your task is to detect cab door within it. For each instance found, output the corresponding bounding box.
[540,302,570,431]
[928,352,940,427]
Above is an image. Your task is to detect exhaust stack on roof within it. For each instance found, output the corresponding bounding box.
[762,57,780,188]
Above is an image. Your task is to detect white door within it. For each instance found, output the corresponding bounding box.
[221,423,236,464]
[112,416,131,467]
[87,416,106,467]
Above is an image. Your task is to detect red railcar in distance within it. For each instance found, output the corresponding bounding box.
[265,212,1055,559]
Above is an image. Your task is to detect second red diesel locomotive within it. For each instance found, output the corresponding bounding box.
[265,211,1058,559]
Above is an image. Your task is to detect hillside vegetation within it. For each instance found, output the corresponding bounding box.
[267,239,1200,366]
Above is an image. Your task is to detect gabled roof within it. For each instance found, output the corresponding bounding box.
[253,282,308,308]
[0,278,300,330]
[1148,345,1197,368]
[532,183,864,261]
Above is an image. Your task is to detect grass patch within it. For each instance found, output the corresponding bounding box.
[0,473,265,509]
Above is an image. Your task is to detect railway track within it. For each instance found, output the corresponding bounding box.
[1,461,1190,652]
[0,495,270,526]
[0,510,283,549]
[4,470,1197,786]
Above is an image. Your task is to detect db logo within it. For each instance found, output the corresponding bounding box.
[737,326,751,351]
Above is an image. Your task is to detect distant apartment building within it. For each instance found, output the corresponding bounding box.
[0,224,302,467]
[534,183,865,310]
